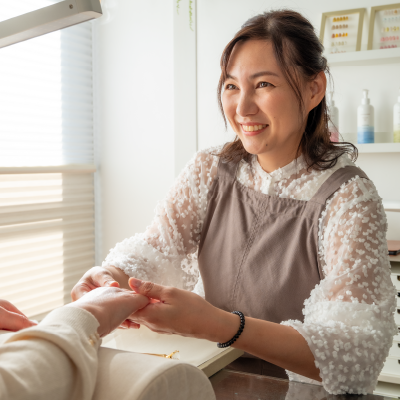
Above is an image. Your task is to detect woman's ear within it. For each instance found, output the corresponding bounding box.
[307,71,326,112]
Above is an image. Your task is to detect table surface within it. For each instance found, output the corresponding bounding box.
[210,369,391,400]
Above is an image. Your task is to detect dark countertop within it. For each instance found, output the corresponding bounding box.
[210,369,390,400]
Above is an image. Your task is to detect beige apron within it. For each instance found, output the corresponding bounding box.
[198,157,368,378]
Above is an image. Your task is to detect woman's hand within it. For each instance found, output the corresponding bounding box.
[128,278,238,342]
[71,266,130,301]
[67,287,149,337]
[128,279,321,381]
[0,299,37,332]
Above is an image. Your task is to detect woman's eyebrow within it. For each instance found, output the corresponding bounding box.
[226,71,280,80]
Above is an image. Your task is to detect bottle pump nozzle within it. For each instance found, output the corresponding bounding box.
[362,89,370,105]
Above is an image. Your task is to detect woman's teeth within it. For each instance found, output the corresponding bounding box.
[242,124,267,132]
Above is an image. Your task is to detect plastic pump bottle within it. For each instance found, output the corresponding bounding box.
[357,89,374,144]
[394,88,400,143]
[327,91,339,142]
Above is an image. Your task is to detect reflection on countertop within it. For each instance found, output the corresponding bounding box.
[210,369,390,400]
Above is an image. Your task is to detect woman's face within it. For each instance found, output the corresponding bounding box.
[222,40,315,160]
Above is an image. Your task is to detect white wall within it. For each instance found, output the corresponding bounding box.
[196,0,400,239]
[94,0,175,261]
[173,0,198,176]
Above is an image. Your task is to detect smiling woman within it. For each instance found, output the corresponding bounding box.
[217,11,357,171]
[71,9,397,396]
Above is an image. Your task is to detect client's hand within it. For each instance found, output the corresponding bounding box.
[68,287,149,337]
[71,266,125,301]
[0,299,37,332]
[128,278,225,341]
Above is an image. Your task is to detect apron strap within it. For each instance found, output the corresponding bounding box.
[217,158,241,183]
[216,143,242,183]
[310,165,369,205]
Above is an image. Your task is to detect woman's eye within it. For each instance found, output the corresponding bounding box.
[225,83,237,90]
[258,81,272,88]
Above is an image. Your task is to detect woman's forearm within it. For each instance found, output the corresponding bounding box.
[211,310,321,382]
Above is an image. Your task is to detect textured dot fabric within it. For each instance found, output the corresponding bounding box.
[103,146,397,395]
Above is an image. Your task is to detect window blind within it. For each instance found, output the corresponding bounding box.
[0,0,95,319]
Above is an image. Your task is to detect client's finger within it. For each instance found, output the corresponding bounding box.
[71,282,93,301]
[92,268,120,288]
[0,300,28,317]
[129,278,166,301]
[0,307,37,332]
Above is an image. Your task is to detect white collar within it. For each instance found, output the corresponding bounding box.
[251,154,307,182]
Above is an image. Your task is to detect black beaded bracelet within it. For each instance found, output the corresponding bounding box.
[217,311,245,348]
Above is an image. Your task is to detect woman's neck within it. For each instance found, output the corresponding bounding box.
[257,148,301,174]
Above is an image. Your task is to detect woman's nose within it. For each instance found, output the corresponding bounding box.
[236,92,258,117]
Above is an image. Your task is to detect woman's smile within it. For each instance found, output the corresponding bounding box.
[240,123,268,136]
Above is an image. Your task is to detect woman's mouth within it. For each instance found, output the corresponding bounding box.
[240,124,268,136]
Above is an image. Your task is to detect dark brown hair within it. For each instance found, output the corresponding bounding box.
[216,10,357,170]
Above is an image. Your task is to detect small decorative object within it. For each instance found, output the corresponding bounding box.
[320,8,366,54]
[143,350,180,359]
[368,3,400,50]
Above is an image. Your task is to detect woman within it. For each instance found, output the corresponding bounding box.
[72,10,396,395]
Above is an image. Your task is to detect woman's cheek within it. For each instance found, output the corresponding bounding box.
[222,94,237,128]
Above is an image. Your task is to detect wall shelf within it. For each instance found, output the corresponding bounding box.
[390,254,400,263]
[354,143,400,153]
[375,381,400,397]
[326,47,400,67]
[379,372,400,385]
[383,201,400,213]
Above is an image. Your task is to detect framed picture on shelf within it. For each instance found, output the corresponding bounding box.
[368,3,400,50]
[320,8,366,54]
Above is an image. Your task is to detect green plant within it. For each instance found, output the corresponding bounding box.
[176,0,194,31]
[188,0,193,31]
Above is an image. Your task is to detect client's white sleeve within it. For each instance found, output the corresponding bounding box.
[0,307,100,400]
[282,177,397,395]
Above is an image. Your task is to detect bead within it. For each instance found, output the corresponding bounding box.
[217,311,245,348]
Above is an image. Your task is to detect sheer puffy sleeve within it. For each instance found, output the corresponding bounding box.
[282,176,397,395]
[102,148,219,291]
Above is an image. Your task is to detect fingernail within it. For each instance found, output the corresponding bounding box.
[130,278,142,288]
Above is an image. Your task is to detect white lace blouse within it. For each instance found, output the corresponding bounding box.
[103,146,397,395]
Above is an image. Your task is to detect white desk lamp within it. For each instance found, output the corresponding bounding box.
[0,0,102,49]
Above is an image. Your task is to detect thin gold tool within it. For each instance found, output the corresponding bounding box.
[143,350,180,359]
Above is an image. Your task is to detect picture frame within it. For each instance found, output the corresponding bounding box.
[367,3,400,50]
[320,8,366,54]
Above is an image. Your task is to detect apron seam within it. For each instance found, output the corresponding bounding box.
[230,197,268,311]
[198,176,221,259]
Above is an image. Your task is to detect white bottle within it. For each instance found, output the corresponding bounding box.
[357,89,374,144]
[394,87,400,143]
[327,91,339,142]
